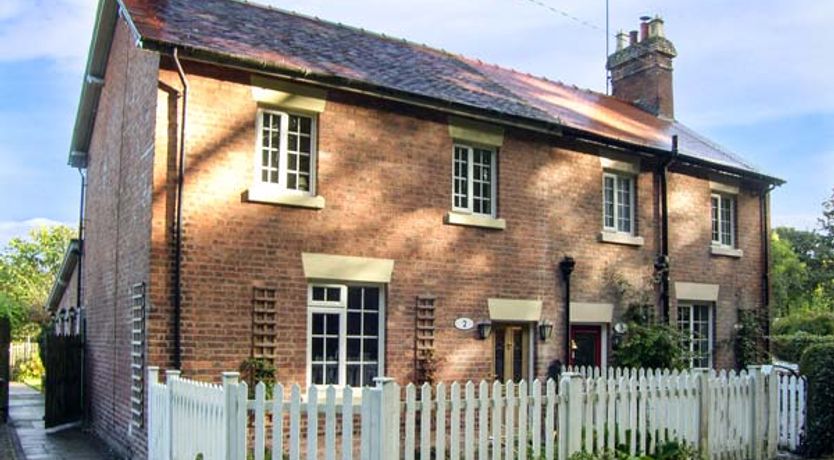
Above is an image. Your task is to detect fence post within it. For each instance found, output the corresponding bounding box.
[223,372,241,460]
[147,367,160,460]
[697,370,711,459]
[558,372,582,458]
[767,369,778,459]
[165,370,180,460]
[748,365,763,460]
[372,377,399,460]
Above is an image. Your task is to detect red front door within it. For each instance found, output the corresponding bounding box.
[570,325,602,367]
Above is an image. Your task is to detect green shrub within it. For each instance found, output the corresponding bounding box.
[771,332,834,363]
[734,309,768,369]
[240,357,276,398]
[566,440,700,460]
[613,322,687,370]
[12,355,44,382]
[772,310,834,335]
[799,343,834,457]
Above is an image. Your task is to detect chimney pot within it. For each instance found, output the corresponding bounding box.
[639,20,650,41]
[629,30,638,45]
[615,31,629,51]
[648,17,665,38]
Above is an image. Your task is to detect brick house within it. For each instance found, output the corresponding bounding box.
[59,0,782,456]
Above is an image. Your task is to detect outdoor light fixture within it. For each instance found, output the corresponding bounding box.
[538,321,554,341]
[733,322,744,332]
[612,322,628,349]
[476,321,492,340]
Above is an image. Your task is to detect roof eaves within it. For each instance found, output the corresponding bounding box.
[67,0,122,169]
[45,240,81,313]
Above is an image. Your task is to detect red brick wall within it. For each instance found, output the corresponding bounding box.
[142,60,766,388]
[81,19,158,458]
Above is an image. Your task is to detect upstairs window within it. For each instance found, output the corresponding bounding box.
[603,172,635,234]
[452,144,496,217]
[711,194,736,247]
[256,109,316,194]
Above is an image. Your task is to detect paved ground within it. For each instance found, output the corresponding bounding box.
[8,383,117,460]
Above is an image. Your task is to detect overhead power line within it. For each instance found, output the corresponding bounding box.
[520,0,615,37]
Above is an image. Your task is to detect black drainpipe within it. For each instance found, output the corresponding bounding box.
[559,256,576,364]
[657,135,678,323]
[172,48,189,370]
[761,184,775,347]
[76,169,86,314]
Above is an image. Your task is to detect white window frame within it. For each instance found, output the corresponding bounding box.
[306,283,386,388]
[711,193,736,248]
[677,303,713,369]
[451,143,497,217]
[254,108,318,196]
[602,172,636,235]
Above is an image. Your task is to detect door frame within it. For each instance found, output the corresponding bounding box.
[569,323,608,368]
[492,323,535,383]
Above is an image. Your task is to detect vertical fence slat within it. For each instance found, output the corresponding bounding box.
[451,382,461,460]
[290,385,301,460]
[491,381,502,460]
[532,379,542,459]
[273,384,284,460]
[477,382,488,460]
[465,381,476,460]
[421,383,432,460]
[518,380,528,460]
[342,386,353,460]
[254,382,266,460]
[405,384,416,460]
[437,383,447,460]
[326,386,337,460]
[504,381,515,460]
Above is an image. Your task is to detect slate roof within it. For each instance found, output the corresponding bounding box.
[118,0,779,182]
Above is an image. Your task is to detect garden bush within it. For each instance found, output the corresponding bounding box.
[799,343,834,457]
[613,305,687,370]
[772,310,834,336]
[770,332,834,363]
[239,357,276,398]
[12,355,44,383]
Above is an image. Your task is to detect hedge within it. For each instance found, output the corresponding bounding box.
[770,332,834,363]
[799,343,834,457]
[772,311,834,336]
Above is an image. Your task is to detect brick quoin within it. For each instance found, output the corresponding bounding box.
[78,15,770,460]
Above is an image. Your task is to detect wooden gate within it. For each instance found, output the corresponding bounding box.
[0,317,10,423]
[44,333,84,428]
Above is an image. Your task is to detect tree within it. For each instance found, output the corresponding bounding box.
[771,232,809,316]
[0,225,75,337]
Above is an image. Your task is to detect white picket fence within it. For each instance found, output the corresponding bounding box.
[776,373,805,452]
[9,340,39,368]
[148,366,780,460]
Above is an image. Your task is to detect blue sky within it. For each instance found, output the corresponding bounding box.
[0,0,831,244]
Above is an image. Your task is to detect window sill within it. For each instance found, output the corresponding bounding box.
[444,212,506,230]
[599,231,644,247]
[710,245,743,258]
[245,185,325,209]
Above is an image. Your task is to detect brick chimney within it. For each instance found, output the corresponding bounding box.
[607,16,677,119]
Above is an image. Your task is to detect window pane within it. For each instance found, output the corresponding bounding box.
[300,136,311,153]
[325,364,338,384]
[364,288,379,310]
[348,287,363,309]
[346,365,361,387]
[616,176,632,233]
[604,176,615,228]
[325,316,339,335]
[363,338,378,361]
[711,196,720,242]
[346,338,361,360]
[259,112,281,184]
[288,153,297,171]
[326,287,341,303]
[453,146,469,209]
[289,115,299,131]
[300,116,312,134]
[362,364,378,387]
[472,148,493,216]
[312,365,323,385]
[287,174,297,190]
[347,312,361,335]
[363,313,378,335]
[312,338,323,361]
[325,338,339,360]
[312,314,324,333]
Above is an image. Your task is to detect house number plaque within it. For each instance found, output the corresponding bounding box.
[454,317,475,330]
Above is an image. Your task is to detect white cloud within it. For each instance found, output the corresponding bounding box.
[0,0,97,72]
[0,218,73,247]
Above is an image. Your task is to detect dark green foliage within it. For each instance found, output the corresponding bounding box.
[734,309,768,368]
[567,440,700,460]
[613,306,687,370]
[240,357,276,398]
[799,343,834,457]
[771,310,834,336]
[771,333,834,363]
